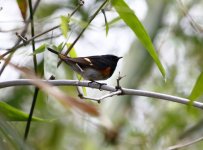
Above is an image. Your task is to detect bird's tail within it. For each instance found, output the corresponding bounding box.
[47,48,59,55]
[47,47,70,62]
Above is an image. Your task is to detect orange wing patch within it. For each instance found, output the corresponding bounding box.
[101,67,111,78]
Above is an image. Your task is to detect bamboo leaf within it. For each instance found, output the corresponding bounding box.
[60,16,69,38]
[0,101,48,122]
[189,72,203,101]
[31,44,46,55]
[112,0,166,78]
[102,9,109,36]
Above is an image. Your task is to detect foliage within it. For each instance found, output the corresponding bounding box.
[0,0,203,149]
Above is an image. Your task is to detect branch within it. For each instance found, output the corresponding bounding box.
[0,0,41,76]
[28,0,37,73]
[24,0,39,141]
[57,0,109,67]
[0,1,83,59]
[80,90,122,103]
[167,136,203,150]
[1,79,203,110]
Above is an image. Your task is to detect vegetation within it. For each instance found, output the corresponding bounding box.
[0,0,203,149]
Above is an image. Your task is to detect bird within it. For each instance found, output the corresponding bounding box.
[47,48,122,81]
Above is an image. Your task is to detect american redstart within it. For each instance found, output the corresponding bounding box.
[47,48,122,81]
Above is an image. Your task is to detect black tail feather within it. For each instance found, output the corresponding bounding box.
[47,48,59,55]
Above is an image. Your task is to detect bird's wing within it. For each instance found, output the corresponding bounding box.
[66,56,109,69]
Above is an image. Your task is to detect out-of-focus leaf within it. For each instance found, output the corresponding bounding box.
[0,121,29,149]
[68,44,77,58]
[38,58,44,77]
[31,44,46,55]
[36,3,61,18]
[52,42,65,52]
[60,16,70,38]
[189,72,203,101]
[102,9,109,36]
[112,0,166,78]
[67,43,87,96]
[0,101,48,121]
[16,0,27,21]
[5,62,100,116]
[108,16,121,27]
[58,42,65,52]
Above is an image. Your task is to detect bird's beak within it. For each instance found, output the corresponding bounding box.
[118,57,123,59]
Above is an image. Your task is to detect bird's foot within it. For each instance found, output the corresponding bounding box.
[88,81,107,90]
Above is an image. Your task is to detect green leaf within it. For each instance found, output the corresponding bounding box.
[31,44,46,55]
[189,72,203,101]
[68,43,77,58]
[60,16,69,38]
[36,4,61,19]
[57,42,65,52]
[0,101,49,122]
[102,9,109,36]
[108,16,121,27]
[112,0,166,78]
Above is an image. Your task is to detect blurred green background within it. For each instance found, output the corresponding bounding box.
[1,0,203,149]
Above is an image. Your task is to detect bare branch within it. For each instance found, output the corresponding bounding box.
[177,0,203,33]
[0,0,83,59]
[167,136,203,150]
[80,90,122,103]
[0,0,41,76]
[1,79,203,110]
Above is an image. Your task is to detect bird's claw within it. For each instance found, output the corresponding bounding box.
[88,81,107,90]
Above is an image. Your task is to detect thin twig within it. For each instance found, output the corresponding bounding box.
[35,34,62,43]
[24,0,39,141]
[1,79,203,110]
[81,90,122,103]
[76,85,83,98]
[115,72,125,90]
[24,88,39,140]
[16,33,28,45]
[57,0,108,67]
[0,0,41,76]
[0,0,83,60]
[28,0,37,73]
[177,0,203,33]
[167,136,203,150]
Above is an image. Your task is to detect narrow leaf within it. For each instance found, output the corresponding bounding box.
[31,44,46,55]
[102,9,109,36]
[60,16,69,38]
[57,42,65,52]
[68,43,77,58]
[108,16,121,27]
[112,0,166,78]
[16,0,27,21]
[0,101,47,121]
[189,72,203,101]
